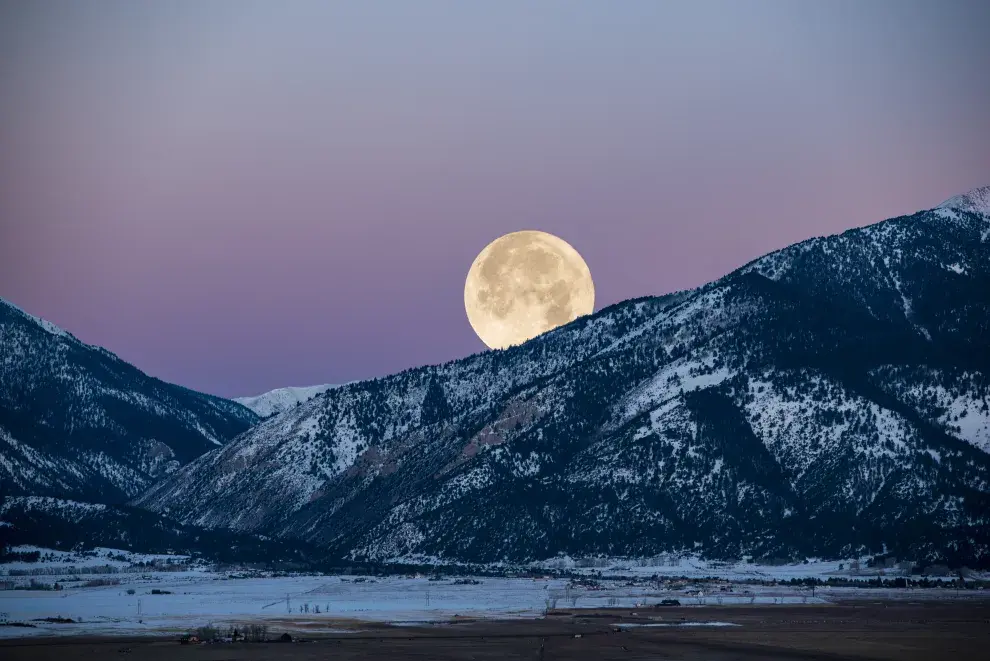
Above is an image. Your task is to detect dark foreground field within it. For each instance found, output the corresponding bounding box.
[2,601,988,660]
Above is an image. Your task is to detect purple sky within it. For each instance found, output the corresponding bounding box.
[2,1,989,398]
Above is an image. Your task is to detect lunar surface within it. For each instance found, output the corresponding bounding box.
[464,230,595,350]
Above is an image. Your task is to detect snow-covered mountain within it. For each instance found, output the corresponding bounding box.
[235,384,338,418]
[0,300,258,503]
[133,187,990,568]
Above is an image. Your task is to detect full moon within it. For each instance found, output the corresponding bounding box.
[464,230,595,350]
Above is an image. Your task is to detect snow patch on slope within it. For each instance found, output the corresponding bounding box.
[741,371,921,495]
[871,366,990,455]
[617,356,731,426]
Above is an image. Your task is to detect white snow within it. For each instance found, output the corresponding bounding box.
[741,371,920,493]
[234,385,338,418]
[936,185,990,216]
[615,621,740,628]
[872,366,990,455]
[617,356,731,426]
[0,569,980,639]
[0,575,573,636]
[886,265,930,341]
[945,398,990,454]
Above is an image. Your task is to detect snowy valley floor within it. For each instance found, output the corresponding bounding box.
[1,570,988,639]
[2,548,988,641]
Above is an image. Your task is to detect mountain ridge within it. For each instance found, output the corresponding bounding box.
[133,189,990,567]
[229,185,990,405]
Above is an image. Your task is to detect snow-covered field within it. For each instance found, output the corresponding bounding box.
[1,571,985,639]
[0,573,816,638]
[0,574,541,636]
[1,547,986,638]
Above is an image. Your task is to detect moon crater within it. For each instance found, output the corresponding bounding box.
[464,230,595,350]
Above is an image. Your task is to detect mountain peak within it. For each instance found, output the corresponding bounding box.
[937,185,990,216]
[234,384,338,418]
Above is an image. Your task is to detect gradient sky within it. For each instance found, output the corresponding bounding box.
[2,1,988,398]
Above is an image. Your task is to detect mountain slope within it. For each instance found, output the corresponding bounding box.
[0,300,258,502]
[235,384,338,418]
[134,188,990,567]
